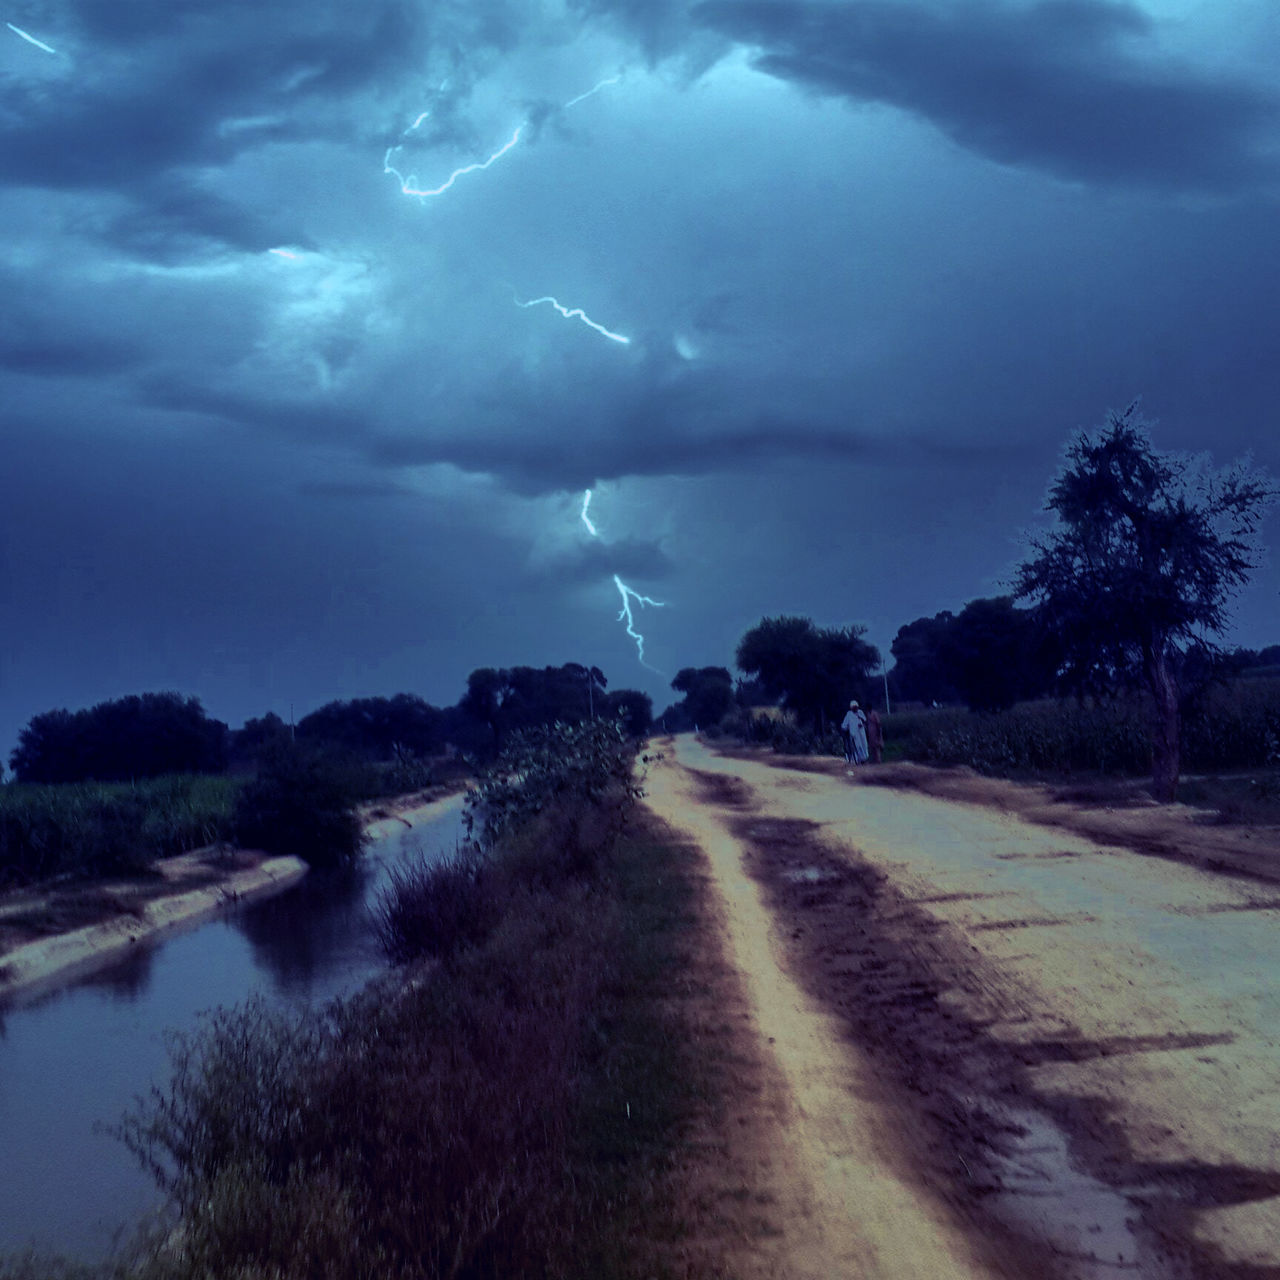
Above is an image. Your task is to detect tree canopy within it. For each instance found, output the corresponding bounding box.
[10,692,229,784]
[1013,404,1276,800]
[736,616,879,730]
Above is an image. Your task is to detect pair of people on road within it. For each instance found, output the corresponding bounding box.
[840,700,883,765]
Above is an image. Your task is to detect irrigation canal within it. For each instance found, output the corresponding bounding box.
[0,797,467,1261]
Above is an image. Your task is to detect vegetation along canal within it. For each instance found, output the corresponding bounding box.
[0,798,466,1261]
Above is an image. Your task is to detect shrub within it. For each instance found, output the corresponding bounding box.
[232,745,364,869]
[373,845,497,964]
[464,718,642,852]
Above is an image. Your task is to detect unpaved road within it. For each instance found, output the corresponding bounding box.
[643,736,1280,1280]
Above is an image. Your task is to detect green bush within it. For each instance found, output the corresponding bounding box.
[464,718,642,852]
[232,746,365,869]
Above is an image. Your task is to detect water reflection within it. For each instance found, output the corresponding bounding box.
[0,797,465,1261]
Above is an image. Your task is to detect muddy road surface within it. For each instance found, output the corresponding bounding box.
[643,736,1280,1279]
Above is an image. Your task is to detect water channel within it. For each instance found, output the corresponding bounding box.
[0,797,467,1261]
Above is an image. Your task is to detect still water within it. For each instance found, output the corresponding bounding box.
[0,797,466,1261]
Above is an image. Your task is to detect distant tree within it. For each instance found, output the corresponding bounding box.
[671,666,735,729]
[297,695,443,760]
[736,616,880,731]
[889,612,961,706]
[604,689,654,737]
[10,692,228,784]
[942,596,1058,712]
[231,712,293,764]
[454,663,613,755]
[1014,404,1277,801]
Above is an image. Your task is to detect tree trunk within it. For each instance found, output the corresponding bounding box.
[1145,646,1181,803]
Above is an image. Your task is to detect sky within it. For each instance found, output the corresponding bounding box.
[3,0,1279,757]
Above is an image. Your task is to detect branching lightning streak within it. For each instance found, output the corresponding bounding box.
[580,489,598,537]
[580,488,666,670]
[387,72,620,203]
[6,22,56,53]
[614,575,665,669]
[517,295,631,345]
[386,125,523,199]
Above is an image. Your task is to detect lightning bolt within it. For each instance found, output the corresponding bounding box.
[579,488,666,670]
[614,574,665,670]
[563,74,622,109]
[6,21,56,53]
[386,72,621,202]
[516,295,631,346]
[580,489,598,537]
[386,125,524,199]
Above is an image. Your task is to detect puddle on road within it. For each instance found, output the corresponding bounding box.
[984,1103,1186,1279]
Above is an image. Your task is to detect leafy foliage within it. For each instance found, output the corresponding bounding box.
[231,744,365,869]
[1014,403,1277,799]
[736,616,879,730]
[0,776,239,886]
[10,693,228,785]
[463,718,643,852]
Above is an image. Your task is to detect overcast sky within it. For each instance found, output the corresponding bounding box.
[3,0,1279,755]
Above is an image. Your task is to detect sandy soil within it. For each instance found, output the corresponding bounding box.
[643,736,1280,1279]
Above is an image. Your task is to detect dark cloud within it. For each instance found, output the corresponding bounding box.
[0,2,426,208]
[534,536,676,584]
[694,0,1280,192]
[298,479,418,499]
[97,176,309,261]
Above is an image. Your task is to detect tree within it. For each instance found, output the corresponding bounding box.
[736,617,880,731]
[1013,404,1276,801]
[10,692,228,783]
[942,597,1058,712]
[889,612,961,706]
[671,666,735,729]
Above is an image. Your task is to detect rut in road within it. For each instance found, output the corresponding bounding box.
[645,747,1013,1280]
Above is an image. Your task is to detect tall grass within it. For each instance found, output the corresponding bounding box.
[0,775,240,886]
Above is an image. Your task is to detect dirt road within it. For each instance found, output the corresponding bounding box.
[643,736,1280,1279]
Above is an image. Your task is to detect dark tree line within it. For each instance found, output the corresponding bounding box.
[8,665,654,784]
[889,596,1060,712]
[10,693,229,784]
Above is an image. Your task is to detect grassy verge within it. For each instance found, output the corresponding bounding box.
[1,732,719,1279]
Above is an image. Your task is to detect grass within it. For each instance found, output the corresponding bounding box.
[3,730,715,1279]
[0,775,241,887]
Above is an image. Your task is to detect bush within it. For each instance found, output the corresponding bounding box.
[232,746,364,869]
[373,845,497,964]
[464,719,642,852]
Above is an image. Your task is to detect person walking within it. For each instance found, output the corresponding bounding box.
[840,700,869,765]
[866,707,884,763]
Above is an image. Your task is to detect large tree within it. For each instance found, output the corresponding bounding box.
[1014,404,1276,801]
[736,616,879,731]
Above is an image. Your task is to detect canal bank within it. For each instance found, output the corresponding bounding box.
[0,790,469,1260]
[0,787,463,1007]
